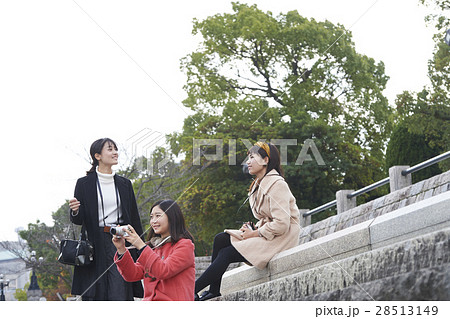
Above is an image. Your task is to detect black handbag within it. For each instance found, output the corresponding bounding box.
[58,224,94,266]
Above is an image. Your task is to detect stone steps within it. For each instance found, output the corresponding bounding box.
[214,189,450,301]
[195,255,242,280]
[299,263,450,301]
[215,226,450,301]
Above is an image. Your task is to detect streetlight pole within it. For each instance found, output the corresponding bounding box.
[27,251,44,301]
[0,274,10,301]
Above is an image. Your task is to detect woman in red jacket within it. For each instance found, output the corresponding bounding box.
[112,200,195,301]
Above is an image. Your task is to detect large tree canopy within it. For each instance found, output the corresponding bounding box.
[171,3,394,253]
[182,2,392,153]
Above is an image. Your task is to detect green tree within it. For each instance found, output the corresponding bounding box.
[386,121,443,183]
[14,283,29,301]
[393,0,450,171]
[17,202,74,300]
[119,147,192,233]
[172,3,393,254]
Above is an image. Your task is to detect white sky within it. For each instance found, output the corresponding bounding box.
[0,0,437,241]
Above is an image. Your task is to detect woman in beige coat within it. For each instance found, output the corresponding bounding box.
[195,142,300,301]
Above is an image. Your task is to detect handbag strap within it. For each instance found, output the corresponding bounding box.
[79,223,88,241]
[65,219,77,240]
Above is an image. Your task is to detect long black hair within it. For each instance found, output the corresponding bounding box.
[146,200,194,245]
[86,138,118,175]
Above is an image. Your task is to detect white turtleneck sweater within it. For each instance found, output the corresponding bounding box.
[96,167,122,227]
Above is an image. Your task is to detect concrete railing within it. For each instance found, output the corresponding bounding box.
[298,170,449,246]
[302,151,450,225]
[218,188,450,296]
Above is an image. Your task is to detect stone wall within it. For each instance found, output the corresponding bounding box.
[299,170,450,245]
[216,226,450,301]
[195,171,450,300]
[195,256,241,280]
[216,189,450,299]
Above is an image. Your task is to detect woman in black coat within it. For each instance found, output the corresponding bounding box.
[68,138,144,300]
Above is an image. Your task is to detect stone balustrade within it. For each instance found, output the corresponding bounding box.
[299,170,449,245]
[217,180,450,300]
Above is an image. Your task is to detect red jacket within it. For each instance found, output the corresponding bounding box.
[114,238,195,301]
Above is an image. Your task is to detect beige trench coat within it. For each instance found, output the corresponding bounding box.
[226,170,300,269]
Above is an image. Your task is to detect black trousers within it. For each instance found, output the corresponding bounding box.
[195,232,247,295]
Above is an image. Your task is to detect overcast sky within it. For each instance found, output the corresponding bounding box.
[0,0,437,241]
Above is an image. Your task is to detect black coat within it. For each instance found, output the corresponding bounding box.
[70,172,144,298]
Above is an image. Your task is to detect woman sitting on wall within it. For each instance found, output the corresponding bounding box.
[195,142,301,301]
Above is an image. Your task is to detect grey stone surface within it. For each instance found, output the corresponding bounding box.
[220,188,450,296]
[297,171,450,247]
[372,196,385,210]
[336,190,356,214]
[389,166,412,192]
[300,264,450,301]
[195,256,241,280]
[215,227,450,301]
[220,264,270,294]
[410,181,425,196]
[299,209,311,228]
[370,190,450,249]
[268,220,372,281]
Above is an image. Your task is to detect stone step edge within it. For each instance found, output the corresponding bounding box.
[219,190,450,295]
[215,262,450,301]
[214,226,450,301]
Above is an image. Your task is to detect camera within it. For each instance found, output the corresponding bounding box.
[110,226,129,238]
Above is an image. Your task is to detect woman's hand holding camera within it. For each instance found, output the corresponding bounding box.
[112,225,146,254]
[112,230,127,255]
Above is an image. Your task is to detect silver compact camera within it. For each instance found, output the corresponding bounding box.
[110,226,130,238]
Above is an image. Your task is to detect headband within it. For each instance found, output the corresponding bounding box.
[255,142,270,158]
